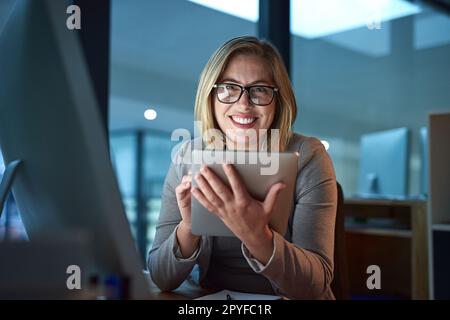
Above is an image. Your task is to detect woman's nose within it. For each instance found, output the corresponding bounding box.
[237,90,252,108]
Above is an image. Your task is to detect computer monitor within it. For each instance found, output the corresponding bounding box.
[357,127,409,198]
[0,0,150,299]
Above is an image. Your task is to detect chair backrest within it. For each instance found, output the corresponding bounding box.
[331,182,350,299]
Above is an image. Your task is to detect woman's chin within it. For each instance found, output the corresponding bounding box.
[225,135,257,150]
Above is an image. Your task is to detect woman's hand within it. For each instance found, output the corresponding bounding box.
[175,171,200,258]
[175,171,193,227]
[191,164,285,264]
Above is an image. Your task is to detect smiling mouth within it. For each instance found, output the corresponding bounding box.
[229,115,258,128]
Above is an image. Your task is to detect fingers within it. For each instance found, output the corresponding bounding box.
[223,163,249,198]
[198,166,232,202]
[182,171,192,183]
[191,187,217,215]
[194,171,224,209]
[263,183,286,214]
[176,172,192,209]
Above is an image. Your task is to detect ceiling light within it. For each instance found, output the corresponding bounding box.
[144,108,157,121]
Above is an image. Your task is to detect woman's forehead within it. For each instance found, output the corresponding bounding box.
[221,54,272,84]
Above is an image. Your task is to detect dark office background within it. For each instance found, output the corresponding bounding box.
[1,0,450,269]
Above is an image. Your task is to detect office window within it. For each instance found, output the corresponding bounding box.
[110,133,138,239]
[290,0,450,197]
[110,130,177,257]
[143,132,176,247]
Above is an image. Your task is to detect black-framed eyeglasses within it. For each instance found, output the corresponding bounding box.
[213,83,278,106]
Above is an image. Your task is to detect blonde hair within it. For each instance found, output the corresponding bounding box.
[194,36,297,152]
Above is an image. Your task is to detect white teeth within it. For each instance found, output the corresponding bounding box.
[231,116,256,125]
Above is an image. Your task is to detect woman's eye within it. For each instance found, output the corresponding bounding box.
[254,87,267,93]
[224,85,240,94]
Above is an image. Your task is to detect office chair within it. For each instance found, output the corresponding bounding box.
[330,182,350,300]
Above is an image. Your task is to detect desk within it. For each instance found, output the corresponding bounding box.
[146,275,210,300]
[343,198,428,299]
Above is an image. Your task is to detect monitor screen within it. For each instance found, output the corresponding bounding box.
[358,127,409,198]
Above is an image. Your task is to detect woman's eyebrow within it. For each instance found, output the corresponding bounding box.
[220,78,272,85]
[220,78,241,84]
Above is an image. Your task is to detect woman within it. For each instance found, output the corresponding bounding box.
[148,36,337,299]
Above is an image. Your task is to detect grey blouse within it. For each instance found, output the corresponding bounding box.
[148,133,337,299]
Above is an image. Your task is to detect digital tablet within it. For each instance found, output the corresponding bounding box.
[190,150,299,237]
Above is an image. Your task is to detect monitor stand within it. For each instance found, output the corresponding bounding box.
[0,160,22,218]
[366,172,379,194]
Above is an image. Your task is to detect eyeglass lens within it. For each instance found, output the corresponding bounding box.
[216,84,275,106]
